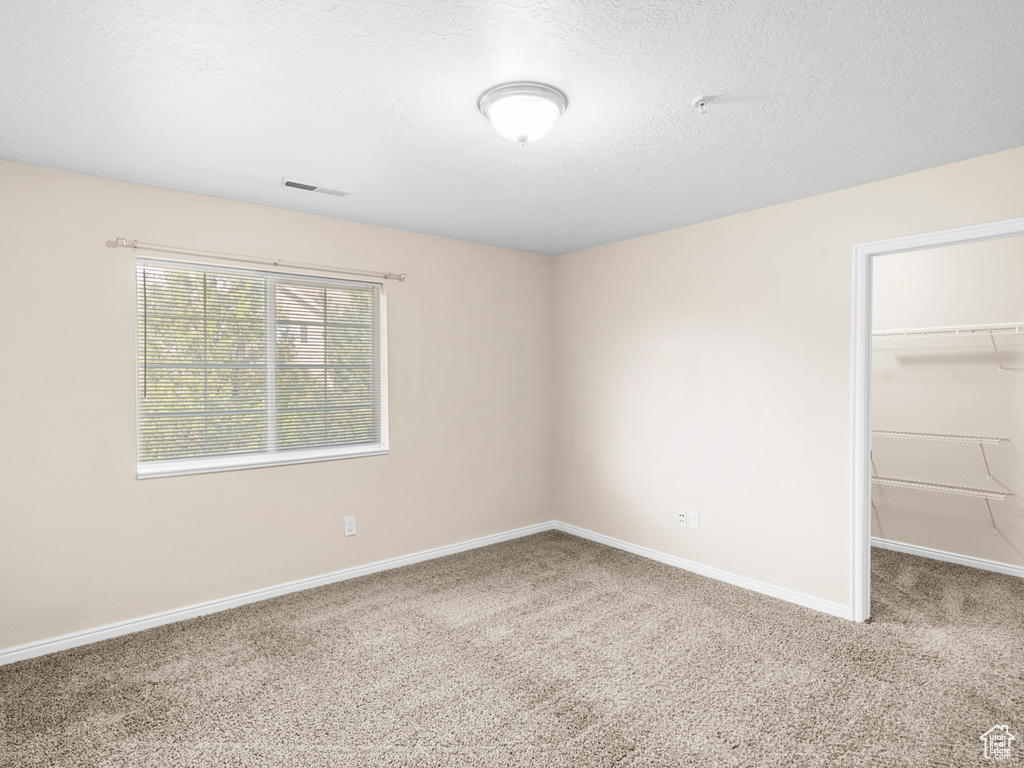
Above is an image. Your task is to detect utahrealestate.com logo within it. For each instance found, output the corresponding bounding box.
[980,726,1016,761]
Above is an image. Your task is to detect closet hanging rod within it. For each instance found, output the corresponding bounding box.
[872,430,1009,445]
[871,476,1011,500]
[873,322,1024,339]
[112,238,407,282]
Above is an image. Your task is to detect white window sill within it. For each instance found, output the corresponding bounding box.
[137,443,389,479]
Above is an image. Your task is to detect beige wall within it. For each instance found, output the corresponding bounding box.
[554,145,1024,607]
[0,160,555,650]
[872,237,1024,565]
[5,145,1024,652]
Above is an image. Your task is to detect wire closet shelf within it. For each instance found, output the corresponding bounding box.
[870,429,1014,535]
[873,321,1024,373]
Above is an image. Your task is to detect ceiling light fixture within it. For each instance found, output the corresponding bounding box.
[478,82,568,145]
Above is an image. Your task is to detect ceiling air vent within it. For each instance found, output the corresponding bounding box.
[280,178,349,198]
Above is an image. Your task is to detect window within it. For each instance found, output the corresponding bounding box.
[136,259,387,478]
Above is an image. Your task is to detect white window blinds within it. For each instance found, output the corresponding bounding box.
[136,259,387,478]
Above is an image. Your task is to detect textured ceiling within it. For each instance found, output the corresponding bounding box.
[2,1,1023,256]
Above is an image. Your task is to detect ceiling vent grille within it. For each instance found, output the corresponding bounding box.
[280,178,349,198]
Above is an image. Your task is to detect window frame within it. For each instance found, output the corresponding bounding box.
[135,258,389,479]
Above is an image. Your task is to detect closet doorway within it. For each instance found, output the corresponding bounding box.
[851,217,1024,622]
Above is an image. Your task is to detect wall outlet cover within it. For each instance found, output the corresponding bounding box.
[344,516,356,536]
[677,510,686,526]
[689,511,699,530]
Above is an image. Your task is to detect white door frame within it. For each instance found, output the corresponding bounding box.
[850,216,1024,622]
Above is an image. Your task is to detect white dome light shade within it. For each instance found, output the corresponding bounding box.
[478,82,568,144]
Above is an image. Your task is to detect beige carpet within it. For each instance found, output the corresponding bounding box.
[1,531,1022,767]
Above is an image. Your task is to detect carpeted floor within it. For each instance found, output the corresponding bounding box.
[1,531,1022,767]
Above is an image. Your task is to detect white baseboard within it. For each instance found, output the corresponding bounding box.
[872,537,1024,579]
[0,521,556,667]
[1,520,858,666]
[553,522,853,620]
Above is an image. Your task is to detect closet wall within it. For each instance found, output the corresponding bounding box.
[872,236,1024,567]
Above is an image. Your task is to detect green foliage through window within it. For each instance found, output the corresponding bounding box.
[137,261,381,466]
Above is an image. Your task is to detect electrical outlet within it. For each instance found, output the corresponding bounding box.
[689,511,700,530]
[677,510,686,526]
[344,516,356,537]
